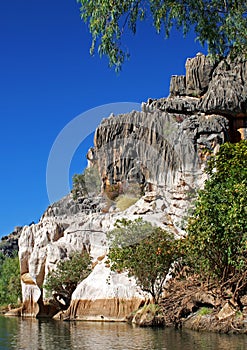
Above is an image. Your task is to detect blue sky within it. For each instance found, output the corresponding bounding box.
[0,0,206,237]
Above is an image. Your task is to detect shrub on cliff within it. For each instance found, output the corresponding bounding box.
[107,218,180,303]
[44,251,92,307]
[72,167,101,200]
[0,252,22,306]
[185,141,247,304]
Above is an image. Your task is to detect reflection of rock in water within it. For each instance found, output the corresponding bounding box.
[6,317,247,350]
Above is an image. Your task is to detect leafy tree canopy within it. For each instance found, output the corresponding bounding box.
[107,218,180,303]
[44,251,92,307]
[185,141,247,284]
[77,0,247,69]
[0,253,22,306]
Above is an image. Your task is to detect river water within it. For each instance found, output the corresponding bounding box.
[0,316,247,350]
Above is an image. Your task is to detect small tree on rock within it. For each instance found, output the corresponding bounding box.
[44,251,92,308]
[107,218,180,303]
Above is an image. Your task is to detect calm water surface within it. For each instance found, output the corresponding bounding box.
[0,316,247,350]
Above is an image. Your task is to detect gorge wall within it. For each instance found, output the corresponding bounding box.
[16,53,247,320]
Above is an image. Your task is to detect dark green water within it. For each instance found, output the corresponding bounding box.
[0,316,247,350]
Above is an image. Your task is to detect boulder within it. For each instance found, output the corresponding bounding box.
[131,304,165,327]
[62,262,147,321]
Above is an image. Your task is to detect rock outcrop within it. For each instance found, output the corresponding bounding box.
[18,53,247,320]
[0,227,22,257]
[92,110,228,231]
[62,263,147,321]
[18,192,170,319]
[185,53,216,97]
[149,54,247,139]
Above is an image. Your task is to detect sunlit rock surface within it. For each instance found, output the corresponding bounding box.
[18,53,247,319]
[64,262,147,321]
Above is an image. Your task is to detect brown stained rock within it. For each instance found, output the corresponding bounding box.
[4,307,22,317]
[62,297,144,321]
[21,273,36,285]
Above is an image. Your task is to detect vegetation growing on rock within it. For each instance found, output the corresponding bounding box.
[106,141,247,330]
[44,251,92,308]
[107,218,181,303]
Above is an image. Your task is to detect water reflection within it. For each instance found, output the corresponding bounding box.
[0,316,247,350]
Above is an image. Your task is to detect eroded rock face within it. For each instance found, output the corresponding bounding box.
[19,194,159,319]
[170,75,186,96]
[185,53,216,97]
[19,186,182,319]
[150,54,247,139]
[0,227,22,257]
[94,110,228,188]
[92,109,229,233]
[18,53,247,320]
[200,56,247,116]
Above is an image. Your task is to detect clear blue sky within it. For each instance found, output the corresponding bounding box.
[0,0,206,237]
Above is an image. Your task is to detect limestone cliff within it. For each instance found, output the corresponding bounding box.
[18,53,247,320]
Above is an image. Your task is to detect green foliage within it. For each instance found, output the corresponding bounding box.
[44,251,92,305]
[107,218,180,303]
[77,0,247,70]
[0,253,22,306]
[236,310,243,319]
[198,307,212,316]
[72,167,101,199]
[186,141,247,282]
